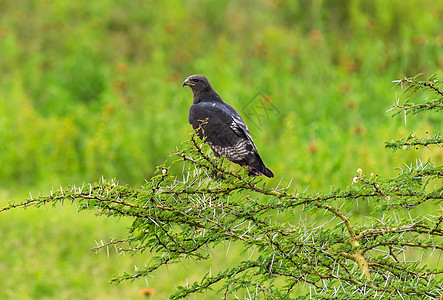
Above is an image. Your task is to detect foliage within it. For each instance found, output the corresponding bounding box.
[1,1,443,298]
[2,75,443,299]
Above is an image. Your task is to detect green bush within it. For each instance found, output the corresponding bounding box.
[2,75,442,299]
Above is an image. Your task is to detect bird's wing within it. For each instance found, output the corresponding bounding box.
[228,111,259,153]
[218,102,260,153]
[189,102,240,148]
[190,102,259,148]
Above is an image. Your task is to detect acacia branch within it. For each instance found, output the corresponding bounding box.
[2,75,443,299]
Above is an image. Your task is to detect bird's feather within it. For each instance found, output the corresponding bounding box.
[185,75,274,178]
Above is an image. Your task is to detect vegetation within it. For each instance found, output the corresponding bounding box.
[1,0,443,298]
[2,75,443,299]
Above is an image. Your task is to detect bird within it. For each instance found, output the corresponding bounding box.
[183,74,274,178]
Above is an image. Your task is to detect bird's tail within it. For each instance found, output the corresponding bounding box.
[248,164,274,178]
[261,167,274,178]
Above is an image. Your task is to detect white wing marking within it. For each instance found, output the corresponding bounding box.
[211,139,253,162]
[230,116,258,153]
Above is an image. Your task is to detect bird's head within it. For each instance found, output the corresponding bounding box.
[183,75,212,94]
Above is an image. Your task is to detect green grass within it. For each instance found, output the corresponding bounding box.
[1,0,443,298]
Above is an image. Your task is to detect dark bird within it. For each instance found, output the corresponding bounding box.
[183,75,274,178]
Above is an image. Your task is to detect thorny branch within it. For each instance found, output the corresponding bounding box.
[2,132,442,298]
[1,74,443,299]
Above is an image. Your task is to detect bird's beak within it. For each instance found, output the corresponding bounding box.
[182,79,195,87]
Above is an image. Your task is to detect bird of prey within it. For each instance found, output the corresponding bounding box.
[183,74,274,178]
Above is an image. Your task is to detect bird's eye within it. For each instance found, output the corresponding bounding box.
[193,79,199,83]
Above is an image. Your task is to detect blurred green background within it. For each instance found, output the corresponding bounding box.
[1,0,443,298]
